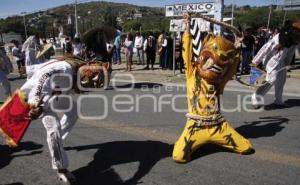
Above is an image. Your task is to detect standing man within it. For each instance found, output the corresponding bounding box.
[240,28,255,74]
[11,40,25,77]
[0,44,13,98]
[143,32,156,70]
[113,30,122,65]
[251,20,300,108]
[134,31,144,65]
[63,37,73,55]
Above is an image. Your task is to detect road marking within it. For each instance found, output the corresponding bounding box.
[79,118,300,168]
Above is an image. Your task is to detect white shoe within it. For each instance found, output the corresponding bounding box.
[251,93,262,109]
[57,169,77,184]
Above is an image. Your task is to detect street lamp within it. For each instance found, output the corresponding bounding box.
[21,12,28,39]
[74,0,79,37]
[231,0,234,26]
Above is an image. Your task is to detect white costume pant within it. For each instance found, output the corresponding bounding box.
[21,60,77,170]
[42,97,77,170]
[251,67,287,105]
[0,69,11,97]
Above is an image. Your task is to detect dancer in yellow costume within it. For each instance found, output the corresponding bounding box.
[173,14,253,163]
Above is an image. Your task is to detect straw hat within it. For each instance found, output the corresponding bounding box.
[36,43,53,59]
[293,20,300,30]
[4,43,15,48]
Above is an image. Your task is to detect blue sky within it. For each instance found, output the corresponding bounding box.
[0,0,281,18]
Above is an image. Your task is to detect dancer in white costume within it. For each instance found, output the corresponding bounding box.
[251,20,300,108]
[18,26,116,184]
[21,43,112,185]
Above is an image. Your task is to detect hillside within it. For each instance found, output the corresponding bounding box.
[0,1,299,39]
[0,1,168,39]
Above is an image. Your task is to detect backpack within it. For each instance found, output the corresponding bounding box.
[65,42,72,53]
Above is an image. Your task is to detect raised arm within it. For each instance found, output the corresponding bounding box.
[182,13,193,78]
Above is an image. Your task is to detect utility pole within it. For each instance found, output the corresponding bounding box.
[267,5,272,30]
[231,0,234,26]
[283,0,292,25]
[283,10,287,25]
[74,0,79,37]
[215,0,224,34]
[21,12,28,39]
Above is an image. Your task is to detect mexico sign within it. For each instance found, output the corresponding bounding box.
[165,2,216,17]
[284,0,300,11]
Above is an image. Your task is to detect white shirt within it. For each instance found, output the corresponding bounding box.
[134,36,144,49]
[21,60,73,105]
[12,46,22,61]
[72,43,83,56]
[162,39,167,47]
[252,33,296,82]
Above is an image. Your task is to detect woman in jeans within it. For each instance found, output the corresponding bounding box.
[124,33,134,71]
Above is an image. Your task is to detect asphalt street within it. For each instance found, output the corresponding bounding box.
[0,73,300,185]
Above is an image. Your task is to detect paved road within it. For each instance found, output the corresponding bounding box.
[1,74,300,185]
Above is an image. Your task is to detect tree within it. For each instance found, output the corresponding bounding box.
[122,20,142,32]
[102,6,117,27]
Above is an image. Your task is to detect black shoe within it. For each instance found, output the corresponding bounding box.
[57,169,77,184]
[252,104,262,109]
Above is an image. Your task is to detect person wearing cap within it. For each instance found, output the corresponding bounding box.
[0,43,13,98]
[251,20,300,108]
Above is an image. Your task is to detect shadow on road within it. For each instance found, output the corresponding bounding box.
[236,116,289,139]
[264,99,300,111]
[3,183,24,185]
[113,82,163,90]
[0,141,43,170]
[191,116,288,161]
[65,140,172,185]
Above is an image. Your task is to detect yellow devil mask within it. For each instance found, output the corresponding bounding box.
[196,33,239,86]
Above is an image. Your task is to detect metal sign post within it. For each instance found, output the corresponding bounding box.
[166,1,224,75]
[173,32,176,76]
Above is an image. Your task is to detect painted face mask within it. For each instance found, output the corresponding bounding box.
[196,33,239,85]
[78,62,109,88]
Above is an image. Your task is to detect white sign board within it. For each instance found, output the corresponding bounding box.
[169,18,211,32]
[169,19,185,32]
[284,0,300,10]
[165,3,216,17]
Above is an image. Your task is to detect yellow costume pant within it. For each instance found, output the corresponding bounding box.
[173,120,252,163]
